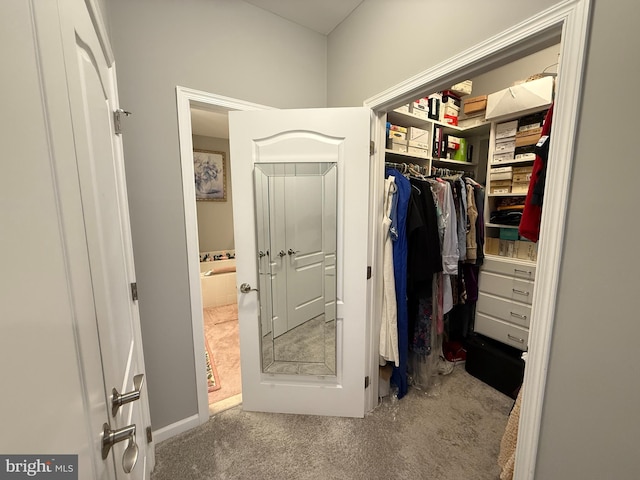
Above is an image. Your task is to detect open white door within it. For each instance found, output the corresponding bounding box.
[229,107,370,417]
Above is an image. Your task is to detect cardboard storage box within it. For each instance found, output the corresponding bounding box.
[410,104,429,120]
[408,126,429,145]
[388,129,407,141]
[408,146,429,158]
[490,166,513,181]
[395,104,411,114]
[511,182,530,194]
[450,80,473,97]
[496,120,518,139]
[485,237,500,255]
[513,165,534,174]
[389,142,408,153]
[516,240,538,262]
[495,138,516,154]
[492,152,515,165]
[463,95,487,115]
[490,185,511,194]
[512,172,532,183]
[515,127,542,147]
[444,115,458,126]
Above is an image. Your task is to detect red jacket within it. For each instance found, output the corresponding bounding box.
[519,104,554,242]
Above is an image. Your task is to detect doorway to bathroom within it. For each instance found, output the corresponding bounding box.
[190,106,242,414]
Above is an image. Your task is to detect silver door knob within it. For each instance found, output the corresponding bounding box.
[112,373,144,417]
[102,423,139,473]
[240,283,258,293]
[287,248,300,256]
[258,250,267,258]
[278,250,286,257]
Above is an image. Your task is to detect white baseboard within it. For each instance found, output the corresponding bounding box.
[153,413,202,444]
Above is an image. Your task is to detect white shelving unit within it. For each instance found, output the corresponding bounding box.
[385,108,490,180]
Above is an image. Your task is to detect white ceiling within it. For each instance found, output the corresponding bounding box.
[244,0,363,35]
[190,1,364,138]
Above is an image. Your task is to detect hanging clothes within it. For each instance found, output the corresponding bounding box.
[519,104,554,242]
[466,183,479,262]
[386,168,411,398]
[380,176,399,367]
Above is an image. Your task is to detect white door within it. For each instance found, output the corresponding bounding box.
[55,0,152,476]
[284,174,326,332]
[229,107,371,417]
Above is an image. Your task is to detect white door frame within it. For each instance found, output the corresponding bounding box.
[176,1,590,476]
[363,1,591,479]
[175,87,272,435]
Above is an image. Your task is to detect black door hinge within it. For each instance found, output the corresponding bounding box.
[131,282,138,301]
[146,426,153,443]
[366,266,372,279]
[364,376,370,389]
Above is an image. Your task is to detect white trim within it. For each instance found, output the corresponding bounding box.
[153,413,201,445]
[363,1,591,479]
[84,0,115,66]
[175,86,271,433]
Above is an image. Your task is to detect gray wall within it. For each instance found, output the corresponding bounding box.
[107,0,327,430]
[470,44,560,97]
[328,0,640,477]
[192,135,234,253]
[535,0,640,477]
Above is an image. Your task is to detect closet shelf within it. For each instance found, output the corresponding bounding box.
[489,157,536,167]
[384,149,430,161]
[488,193,526,197]
[433,158,477,167]
[388,109,490,136]
[486,223,519,229]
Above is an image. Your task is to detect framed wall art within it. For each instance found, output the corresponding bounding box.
[193,149,226,201]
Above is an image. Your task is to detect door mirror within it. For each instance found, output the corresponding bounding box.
[254,162,337,375]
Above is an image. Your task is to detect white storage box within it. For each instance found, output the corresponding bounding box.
[495,120,518,139]
[486,76,554,120]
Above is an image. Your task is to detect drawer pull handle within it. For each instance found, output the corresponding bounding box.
[512,288,530,296]
[510,311,527,320]
[507,334,525,343]
[514,268,532,276]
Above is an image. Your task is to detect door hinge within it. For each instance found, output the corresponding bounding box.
[146,426,153,443]
[114,108,132,135]
[366,266,372,279]
[364,376,370,389]
[370,140,375,155]
[130,282,138,301]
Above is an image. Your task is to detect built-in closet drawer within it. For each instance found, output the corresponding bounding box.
[482,257,536,281]
[478,271,534,305]
[476,292,531,329]
[475,313,529,351]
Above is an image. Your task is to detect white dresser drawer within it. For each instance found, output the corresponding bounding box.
[476,292,531,328]
[475,313,529,351]
[478,272,534,305]
[482,257,536,281]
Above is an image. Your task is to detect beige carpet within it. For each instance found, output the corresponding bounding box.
[203,304,241,406]
[152,366,513,480]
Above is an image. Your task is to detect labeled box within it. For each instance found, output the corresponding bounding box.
[511,181,530,194]
[490,166,513,181]
[500,228,519,241]
[490,185,512,194]
[496,120,518,139]
[388,130,407,141]
[395,104,411,114]
[407,126,429,145]
[408,146,429,158]
[495,138,516,154]
[444,114,458,126]
[512,172,532,183]
[389,142,408,153]
[409,105,429,120]
[513,165,534,174]
[516,240,538,262]
[492,152,515,164]
[515,127,542,147]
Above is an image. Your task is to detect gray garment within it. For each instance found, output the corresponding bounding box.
[457,177,467,262]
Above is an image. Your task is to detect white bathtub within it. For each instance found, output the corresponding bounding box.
[200,259,237,308]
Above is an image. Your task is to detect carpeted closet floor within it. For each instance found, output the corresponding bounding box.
[152,365,513,480]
